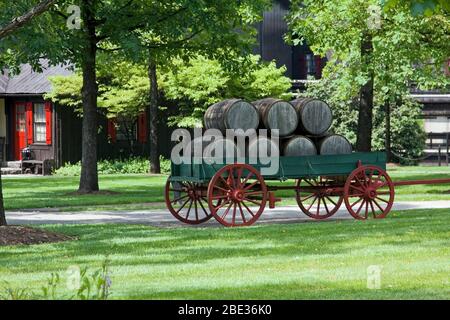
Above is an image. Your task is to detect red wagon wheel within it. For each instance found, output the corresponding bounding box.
[207,164,267,227]
[165,179,214,224]
[343,165,395,220]
[295,177,344,220]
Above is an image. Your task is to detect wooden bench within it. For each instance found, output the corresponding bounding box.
[21,159,55,175]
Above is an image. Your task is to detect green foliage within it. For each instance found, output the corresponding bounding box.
[288,0,450,96]
[46,54,292,128]
[1,258,111,300]
[54,157,171,176]
[383,0,450,15]
[301,78,426,163]
[160,55,293,127]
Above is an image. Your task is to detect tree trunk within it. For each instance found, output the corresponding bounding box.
[78,0,99,193]
[148,59,160,174]
[356,33,374,152]
[385,99,392,162]
[0,168,6,226]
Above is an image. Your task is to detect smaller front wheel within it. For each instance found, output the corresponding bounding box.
[343,166,395,220]
[165,179,213,224]
[295,177,343,220]
[207,164,267,227]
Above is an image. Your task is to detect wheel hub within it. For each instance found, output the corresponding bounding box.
[364,187,377,200]
[229,189,244,202]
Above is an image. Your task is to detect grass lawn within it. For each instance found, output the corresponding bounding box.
[0,208,448,299]
[2,165,450,211]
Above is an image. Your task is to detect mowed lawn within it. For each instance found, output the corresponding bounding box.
[0,208,448,299]
[2,165,450,211]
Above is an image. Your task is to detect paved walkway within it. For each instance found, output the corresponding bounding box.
[5,201,450,227]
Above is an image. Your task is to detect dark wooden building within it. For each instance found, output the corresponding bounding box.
[255,0,325,82]
[0,61,170,168]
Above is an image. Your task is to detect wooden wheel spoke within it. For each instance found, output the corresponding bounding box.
[197,197,209,217]
[241,172,253,186]
[213,185,229,193]
[306,195,319,211]
[369,200,376,218]
[215,199,231,210]
[355,199,366,216]
[325,196,337,206]
[220,203,233,220]
[350,197,363,208]
[364,201,369,219]
[170,194,190,204]
[300,193,316,202]
[244,197,262,206]
[194,198,199,221]
[375,196,390,204]
[350,184,365,194]
[175,198,191,214]
[238,203,246,223]
[322,197,331,215]
[316,197,321,215]
[232,204,237,225]
[241,201,255,217]
[236,167,243,187]
[245,191,264,196]
[373,199,386,213]
[211,194,228,200]
[244,180,259,191]
[185,199,194,219]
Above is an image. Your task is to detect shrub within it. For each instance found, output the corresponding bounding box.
[54,157,171,176]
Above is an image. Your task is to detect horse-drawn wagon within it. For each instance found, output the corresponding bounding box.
[165,151,420,227]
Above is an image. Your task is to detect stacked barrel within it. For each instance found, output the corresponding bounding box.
[203,97,352,156]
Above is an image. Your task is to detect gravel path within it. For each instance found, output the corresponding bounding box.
[5,201,450,227]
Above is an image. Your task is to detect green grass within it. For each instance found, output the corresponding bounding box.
[2,165,450,211]
[0,208,449,299]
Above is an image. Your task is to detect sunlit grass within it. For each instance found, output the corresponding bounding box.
[0,208,449,299]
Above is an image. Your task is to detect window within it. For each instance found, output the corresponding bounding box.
[33,103,46,143]
[116,119,137,142]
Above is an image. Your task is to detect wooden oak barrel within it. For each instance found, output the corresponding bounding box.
[317,134,352,155]
[282,135,317,156]
[291,98,333,135]
[204,99,259,133]
[188,137,237,158]
[247,137,280,157]
[252,98,298,136]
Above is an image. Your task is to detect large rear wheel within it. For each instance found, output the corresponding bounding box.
[207,164,267,227]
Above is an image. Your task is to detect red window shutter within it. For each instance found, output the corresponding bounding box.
[138,112,147,143]
[107,118,117,143]
[45,102,52,145]
[314,55,323,79]
[26,102,33,145]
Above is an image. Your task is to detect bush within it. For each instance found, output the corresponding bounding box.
[54,157,171,176]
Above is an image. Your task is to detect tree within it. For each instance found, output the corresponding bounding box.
[104,0,269,173]
[287,0,450,152]
[161,54,292,127]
